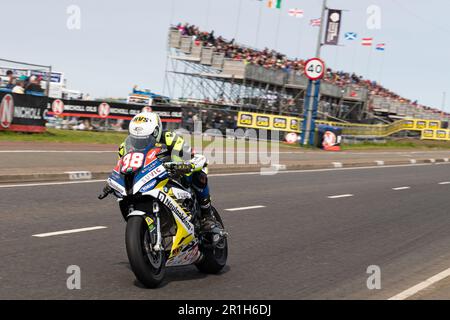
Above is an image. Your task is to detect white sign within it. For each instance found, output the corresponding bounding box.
[52,99,64,115]
[0,94,14,128]
[98,102,110,118]
[304,58,325,80]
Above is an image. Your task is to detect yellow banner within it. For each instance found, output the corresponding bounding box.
[237,112,301,133]
[237,112,448,140]
[421,129,450,140]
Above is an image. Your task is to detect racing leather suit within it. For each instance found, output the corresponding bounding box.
[118,131,212,220]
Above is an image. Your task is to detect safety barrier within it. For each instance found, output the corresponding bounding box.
[236,111,449,140]
[0,91,47,132]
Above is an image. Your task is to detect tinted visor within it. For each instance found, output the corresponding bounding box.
[125,134,156,152]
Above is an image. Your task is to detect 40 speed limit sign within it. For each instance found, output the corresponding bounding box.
[304,58,325,80]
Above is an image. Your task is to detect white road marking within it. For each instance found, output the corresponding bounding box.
[32,226,107,238]
[392,186,411,191]
[65,171,93,180]
[327,194,354,199]
[0,179,105,188]
[1,162,449,188]
[388,267,450,300]
[225,205,266,212]
[438,181,450,185]
[0,150,116,153]
[332,162,343,168]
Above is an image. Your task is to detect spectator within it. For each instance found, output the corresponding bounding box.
[172,23,444,117]
[12,75,27,94]
[25,75,43,93]
[5,70,16,89]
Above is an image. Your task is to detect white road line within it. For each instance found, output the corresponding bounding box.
[327,194,354,199]
[1,162,450,188]
[388,267,450,300]
[0,179,106,188]
[211,162,450,177]
[0,150,116,153]
[332,162,343,168]
[392,186,411,191]
[438,181,450,185]
[225,205,266,212]
[32,226,107,238]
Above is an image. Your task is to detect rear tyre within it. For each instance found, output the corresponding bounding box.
[196,207,228,274]
[125,216,165,288]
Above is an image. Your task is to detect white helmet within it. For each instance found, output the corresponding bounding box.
[126,112,162,151]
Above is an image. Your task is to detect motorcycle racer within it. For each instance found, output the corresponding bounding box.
[116,112,218,232]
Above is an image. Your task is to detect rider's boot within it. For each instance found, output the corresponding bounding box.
[199,196,218,232]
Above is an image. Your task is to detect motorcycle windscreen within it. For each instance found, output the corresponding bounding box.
[124,135,156,153]
[132,153,168,194]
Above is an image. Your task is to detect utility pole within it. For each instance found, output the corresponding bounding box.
[302,0,327,146]
[442,91,446,112]
[315,0,328,58]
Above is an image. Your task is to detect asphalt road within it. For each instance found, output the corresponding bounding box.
[0,163,449,299]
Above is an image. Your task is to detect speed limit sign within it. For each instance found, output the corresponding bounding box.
[304,58,325,80]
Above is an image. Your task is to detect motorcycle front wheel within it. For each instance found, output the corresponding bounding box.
[125,216,165,288]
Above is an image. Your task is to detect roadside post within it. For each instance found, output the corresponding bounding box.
[301,58,325,146]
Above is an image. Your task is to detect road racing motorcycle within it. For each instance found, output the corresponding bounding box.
[98,142,228,288]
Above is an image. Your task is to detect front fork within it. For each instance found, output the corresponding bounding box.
[127,202,163,252]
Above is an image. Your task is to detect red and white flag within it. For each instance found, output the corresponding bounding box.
[310,18,321,27]
[288,8,304,18]
[361,37,373,46]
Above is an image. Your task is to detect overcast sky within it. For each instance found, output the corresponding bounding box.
[1,0,449,110]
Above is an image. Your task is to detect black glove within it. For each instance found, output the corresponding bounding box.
[98,184,112,199]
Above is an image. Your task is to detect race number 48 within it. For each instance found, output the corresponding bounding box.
[121,153,144,172]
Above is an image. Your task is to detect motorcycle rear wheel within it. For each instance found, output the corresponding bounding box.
[125,216,166,288]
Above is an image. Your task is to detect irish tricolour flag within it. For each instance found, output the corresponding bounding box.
[267,0,282,9]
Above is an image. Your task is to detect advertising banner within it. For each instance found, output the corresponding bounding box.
[46,98,182,123]
[237,112,301,133]
[0,91,47,132]
[324,9,342,46]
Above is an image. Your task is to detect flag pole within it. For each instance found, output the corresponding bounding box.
[234,0,243,39]
[205,0,212,30]
[315,0,328,58]
[303,0,327,146]
[296,14,304,58]
[274,5,282,49]
[377,49,385,84]
[366,41,373,79]
[255,0,263,48]
[442,91,446,116]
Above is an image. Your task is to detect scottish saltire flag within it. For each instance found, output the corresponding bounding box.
[344,32,357,40]
[376,43,386,51]
[310,18,321,27]
[267,0,282,9]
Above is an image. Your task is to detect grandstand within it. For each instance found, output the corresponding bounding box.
[165,24,449,125]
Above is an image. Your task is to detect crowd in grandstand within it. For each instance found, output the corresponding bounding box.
[174,23,446,116]
[1,70,44,94]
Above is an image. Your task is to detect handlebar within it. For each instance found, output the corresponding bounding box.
[98,185,113,200]
[163,162,194,175]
